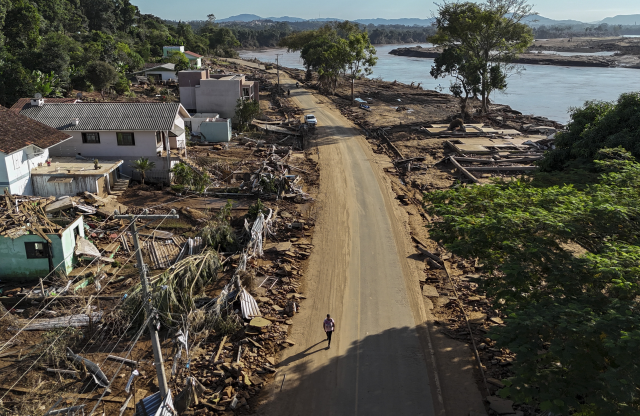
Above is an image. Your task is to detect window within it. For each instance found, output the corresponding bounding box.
[117,132,135,146]
[81,132,101,143]
[25,242,49,259]
[156,131,162,146]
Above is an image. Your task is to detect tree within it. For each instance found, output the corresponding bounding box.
[430,47,482,120]
[539,92,640,172]
[423,150,640,415]
[344,30,377,104]
[131,157,156,185]
[429,0,534,113]
[85,61,118,98]
[234,98,260,130]
[300,31,349,93]
[3,0,41,53]
[163,50,190,73]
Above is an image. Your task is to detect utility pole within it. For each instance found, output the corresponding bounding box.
[275,54,283,95]
[114,209,179,400]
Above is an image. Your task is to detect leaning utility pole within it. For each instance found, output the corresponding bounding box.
[275,53,282,95]
[114,209,179,400]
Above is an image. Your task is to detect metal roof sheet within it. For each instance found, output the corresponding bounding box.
[19,103,183,132]
[136,390,175,416]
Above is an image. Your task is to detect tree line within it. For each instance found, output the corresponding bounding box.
[0,1,237,107]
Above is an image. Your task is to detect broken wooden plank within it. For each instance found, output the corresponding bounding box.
[449,156,479,184]
[416,245,444,265]
[46,368,78,377]
[210,335,228,362]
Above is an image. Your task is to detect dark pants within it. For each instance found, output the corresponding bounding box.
[326,331,333,344]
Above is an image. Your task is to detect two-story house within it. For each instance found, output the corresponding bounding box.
[18,101,190,183]
[178,70,259,118]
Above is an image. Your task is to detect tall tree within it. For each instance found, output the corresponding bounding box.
[429,0,534,113]
[344,29,377,104]
[430,47,482,120]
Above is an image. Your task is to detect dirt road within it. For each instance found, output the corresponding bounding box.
[257,79,442,415]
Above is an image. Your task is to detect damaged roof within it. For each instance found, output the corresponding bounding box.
[19,102,187,132]
[0,105,72,154]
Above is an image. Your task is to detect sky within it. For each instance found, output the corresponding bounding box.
[130,0,640,23]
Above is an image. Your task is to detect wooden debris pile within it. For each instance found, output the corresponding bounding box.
[0,190,61,240]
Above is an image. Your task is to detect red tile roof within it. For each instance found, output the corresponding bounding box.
[0,106,71,154]
[184,51,203,58]
[9,97,77,114]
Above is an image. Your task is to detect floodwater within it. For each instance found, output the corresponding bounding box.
[239,44,639,124]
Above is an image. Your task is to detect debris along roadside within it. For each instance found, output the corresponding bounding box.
[0,61,319,415]
[292,67,562,416]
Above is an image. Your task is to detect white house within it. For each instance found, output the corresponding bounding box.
[131,63,178,82]
[0,103,72,195]
[163,46,203,69]
[18,101,191,183]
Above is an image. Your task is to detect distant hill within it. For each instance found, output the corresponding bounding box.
[522,15,584,27]
[218,14,264,22]
[599,14,640,25]
[218,13,640,28]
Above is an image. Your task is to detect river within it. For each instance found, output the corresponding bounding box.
[239,44,639,124]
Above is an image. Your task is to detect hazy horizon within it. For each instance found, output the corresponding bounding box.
[131,0,640,23]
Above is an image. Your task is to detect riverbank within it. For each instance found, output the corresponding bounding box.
[390,45,640,68]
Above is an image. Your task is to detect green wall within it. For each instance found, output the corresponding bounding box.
[0,216,84,282]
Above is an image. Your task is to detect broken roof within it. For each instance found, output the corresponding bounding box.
[0,190,63,240]
[0,105,72,155]
[19,102,188,132]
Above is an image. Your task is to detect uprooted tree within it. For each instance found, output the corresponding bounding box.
[423,149,640,415]
[429,0,534,113]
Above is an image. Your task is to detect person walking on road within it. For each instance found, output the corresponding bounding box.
[323,314,335,349]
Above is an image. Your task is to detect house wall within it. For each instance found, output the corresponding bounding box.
[117,155,175,183]
[0,216,83,281]
[180,87,197,111]
[146,70,178,81]
[0,146,49,195]
[49,131,163,159]
[200,119,232,143]
[32,175,100,198]
[195,79,242,118]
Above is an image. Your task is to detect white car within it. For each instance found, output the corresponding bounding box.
[304,114,317,126]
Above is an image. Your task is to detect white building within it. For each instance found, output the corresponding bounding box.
[0,103,72,195]
[18,101,191,184]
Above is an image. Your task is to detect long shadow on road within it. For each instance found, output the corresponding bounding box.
[257,326,436,416]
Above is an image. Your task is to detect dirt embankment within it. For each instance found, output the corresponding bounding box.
[390,36,640,68]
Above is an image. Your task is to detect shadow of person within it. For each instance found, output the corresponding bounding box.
[277,340,327,368]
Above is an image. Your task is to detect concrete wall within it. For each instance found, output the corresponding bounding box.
[118,155,175,183]
[200,119,232,143]
[180,87,197,111]
[32,175,100,198]
[0,146,50,195]
[195,79,242,118]
[49,131,163,159]
[0,216,83,281]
